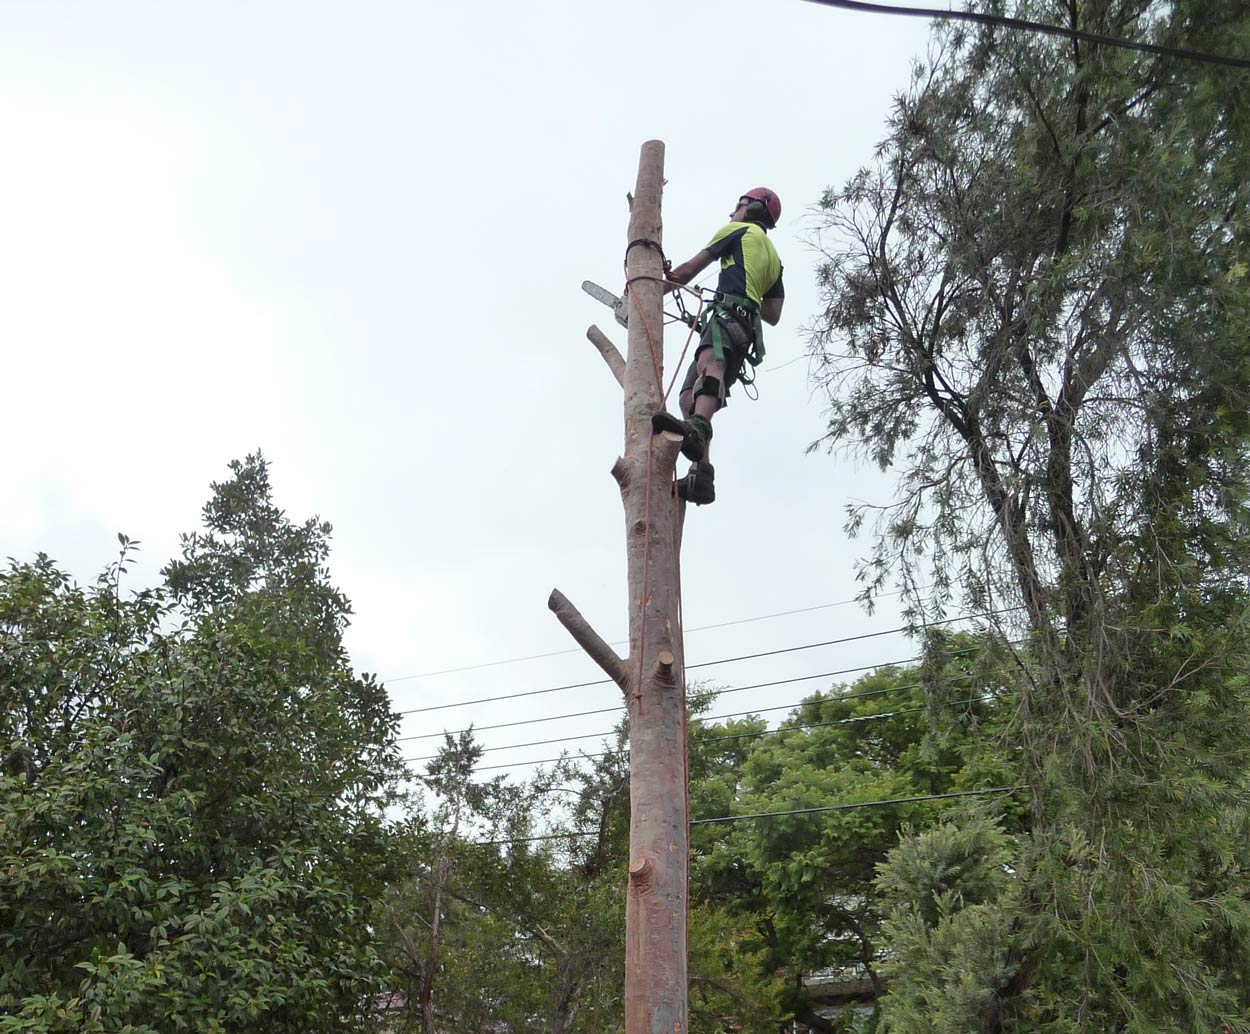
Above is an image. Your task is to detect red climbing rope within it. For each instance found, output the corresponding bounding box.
[624,260,701,949]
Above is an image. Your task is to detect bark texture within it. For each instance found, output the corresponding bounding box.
[551,139,688,1034]
[619,140,687,1034]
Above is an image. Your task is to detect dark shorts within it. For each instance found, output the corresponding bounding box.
[679,315,753,401]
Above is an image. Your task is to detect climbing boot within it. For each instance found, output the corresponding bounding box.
[651,411,712,462]
[677,461,716,506]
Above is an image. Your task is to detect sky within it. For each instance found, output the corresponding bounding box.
[1,0,939,787]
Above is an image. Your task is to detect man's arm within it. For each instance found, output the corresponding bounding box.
[761,296,784,326]
[665,249,714,293]
[761,265,785,326]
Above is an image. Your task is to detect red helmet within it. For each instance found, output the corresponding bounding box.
[739,187,781,229]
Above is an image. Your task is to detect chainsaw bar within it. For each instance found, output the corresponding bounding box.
[581,280,629,328]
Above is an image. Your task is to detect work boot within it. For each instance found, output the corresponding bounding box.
[651,411,712,462]
[677,462,716,506]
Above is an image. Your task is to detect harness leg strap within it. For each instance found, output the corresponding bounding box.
[708,316,726,362]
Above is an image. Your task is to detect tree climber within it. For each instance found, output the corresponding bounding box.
[652,187,785,506]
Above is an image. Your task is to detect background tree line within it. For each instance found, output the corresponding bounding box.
[5,1,1250,1031]
[0,454,1016,1033]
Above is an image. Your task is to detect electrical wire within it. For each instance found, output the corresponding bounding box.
[394,613,1002,716]
[403,698,984,764]
[803,0,1250,70]
[397,702,626,743]
[689,786,1024,825]
[412,692,993,772]
[474,785,1024,845]
[395,664,910,741]
[395,648,1018,743]
[383,589,929,682]
[402,671,994,761]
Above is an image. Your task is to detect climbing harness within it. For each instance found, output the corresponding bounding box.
[701,292,765,369]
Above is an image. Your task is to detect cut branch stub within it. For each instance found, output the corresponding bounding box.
[611,457,630,490]
[548,588,629,690]
[654,650,675,682]
[587,325,626,386]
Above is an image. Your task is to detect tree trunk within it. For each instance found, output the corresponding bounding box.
[551,138,688,1034]
[420,855,448,1034]
[619,139,688,1034]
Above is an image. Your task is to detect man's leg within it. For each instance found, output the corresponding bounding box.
[673,346,727,506]
[658,321,745,504]
[657,347,715,462]
[678,346,727,461]
[691,348,728,423]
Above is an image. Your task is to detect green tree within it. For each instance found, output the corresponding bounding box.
[376,695,794,1033]
[381,729,563,1034]
[377,729,629,1034]
[873,810,1022,1033]
[690,649,1012,1032]
[0,455,403,1033]
[809,1,1250,1029]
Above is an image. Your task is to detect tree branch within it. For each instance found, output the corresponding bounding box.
[394,921,426,965]
[548,589,629,689]
[587,325,626,386]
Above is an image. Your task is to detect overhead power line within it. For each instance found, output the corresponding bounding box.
[400,654,918,722]
[383,588,923,682]
[404,698,984,764]
[689,786,1024,825]
[397,702,626,743]
[477,786,1024,845]
[804,0,1250,70]
[403,670,993,761]
[397,650,1021,743]
[407,694,990,771]
[396,665,915,742]
[395,613,999,716]
[396,628,912,716]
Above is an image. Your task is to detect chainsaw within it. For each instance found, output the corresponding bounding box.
[582,280,701,330]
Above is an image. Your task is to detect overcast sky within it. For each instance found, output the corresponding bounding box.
[2,0,940,783]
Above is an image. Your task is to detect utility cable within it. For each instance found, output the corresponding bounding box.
[475,785,1024,845]
[403,698,984,764]
[397,702,625,743]
[402,674,992,762]
[410,693,991,772]
[689,786,1024,825]
[696,668,1017,726]
[400,655,908,721]
[395,660,924,742]
[383,588,930,682]
[396,646,1022,743]
[803,0,1250,70]
[395,613,1001,716]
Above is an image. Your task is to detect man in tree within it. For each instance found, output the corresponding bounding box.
[653,187,785,506]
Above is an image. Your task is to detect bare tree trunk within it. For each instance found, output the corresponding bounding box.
[419,800,461,1034]
[420,854,448,1034]
[550,139,688,1034]
[552,956,581,1034]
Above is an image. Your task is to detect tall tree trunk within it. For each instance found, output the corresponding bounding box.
[550,138,689,1034]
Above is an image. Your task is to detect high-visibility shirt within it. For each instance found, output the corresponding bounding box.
[705,220,784,307]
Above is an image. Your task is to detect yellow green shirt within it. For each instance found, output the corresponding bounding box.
[705,221,784,307]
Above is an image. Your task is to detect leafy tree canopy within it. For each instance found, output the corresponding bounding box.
[0,454,404,1034]
[808,1,1250,1029]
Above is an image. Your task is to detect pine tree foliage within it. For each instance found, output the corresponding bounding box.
[875,813,1021,1032]
[809,1,1250,1029]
